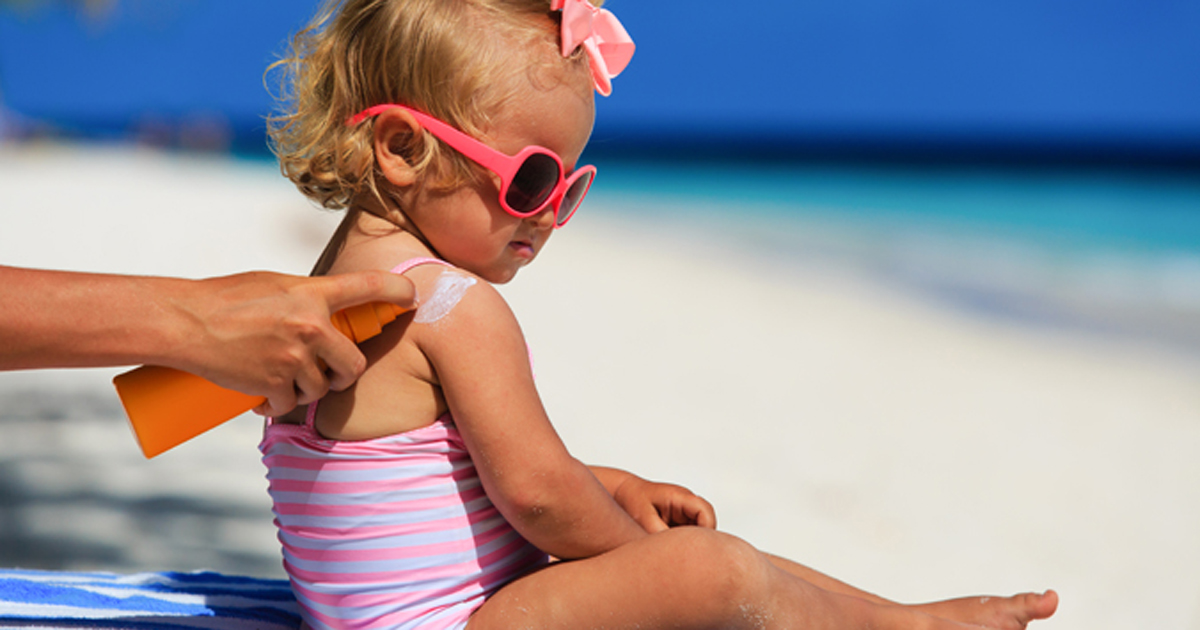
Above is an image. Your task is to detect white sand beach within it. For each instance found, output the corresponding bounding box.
[1,143,1198,630]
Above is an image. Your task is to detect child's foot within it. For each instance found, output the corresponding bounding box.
[915,590,1058,629]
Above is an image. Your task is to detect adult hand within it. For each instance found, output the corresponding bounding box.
[174,270,416,417]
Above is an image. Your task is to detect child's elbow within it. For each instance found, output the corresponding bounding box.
[494,463,591,531]
[504,498,552,533]
[498,477,564,523]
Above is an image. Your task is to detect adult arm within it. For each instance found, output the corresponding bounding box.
[0,265,415,416]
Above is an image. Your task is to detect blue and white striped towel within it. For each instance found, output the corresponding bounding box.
[0,569,300,629]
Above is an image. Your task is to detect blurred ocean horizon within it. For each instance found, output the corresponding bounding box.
[590,158,1200,358]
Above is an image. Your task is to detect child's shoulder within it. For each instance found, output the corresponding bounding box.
[328,231,515,334]
[397,260,513,331]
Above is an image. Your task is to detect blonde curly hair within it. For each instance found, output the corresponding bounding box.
[266,0,596,212]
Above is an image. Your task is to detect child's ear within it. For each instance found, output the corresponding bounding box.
[373,109,423,188]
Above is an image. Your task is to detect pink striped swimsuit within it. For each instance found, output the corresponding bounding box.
[259,259,548,630]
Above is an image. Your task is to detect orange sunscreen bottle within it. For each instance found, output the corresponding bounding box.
[113,301,409,458]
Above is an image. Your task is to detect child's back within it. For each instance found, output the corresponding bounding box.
[259,256,548,630]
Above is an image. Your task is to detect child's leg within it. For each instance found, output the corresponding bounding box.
[765,553,1058,630]
[764,553,892,605]
[469,527,993,630]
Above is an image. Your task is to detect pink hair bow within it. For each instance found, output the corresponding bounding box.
[552,0,635,96]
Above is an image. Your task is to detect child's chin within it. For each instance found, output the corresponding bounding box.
[474,264,522,285]
[490,268,522,284]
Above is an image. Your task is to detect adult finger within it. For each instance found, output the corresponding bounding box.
[255,383,298,418]
[307,271,413,392]
[292,356,333,407]
[317,270,418,314]
[315,333,369,393]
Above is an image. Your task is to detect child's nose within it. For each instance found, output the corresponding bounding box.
[527,205,557,229]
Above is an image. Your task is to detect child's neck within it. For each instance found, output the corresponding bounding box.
[325,210,439,277]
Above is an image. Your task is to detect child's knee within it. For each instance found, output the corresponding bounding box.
[649,528,771,619]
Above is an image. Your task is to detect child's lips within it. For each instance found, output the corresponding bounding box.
[509,239,535,257]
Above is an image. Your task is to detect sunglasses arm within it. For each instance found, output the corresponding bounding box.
[402,108,520,181]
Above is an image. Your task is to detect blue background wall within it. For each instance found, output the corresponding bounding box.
[2,0,1198,160]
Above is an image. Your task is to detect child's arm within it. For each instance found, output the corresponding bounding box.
[415,274,648,560]
[591,466,717,532]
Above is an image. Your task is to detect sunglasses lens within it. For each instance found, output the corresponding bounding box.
[557,169,594,226]
[506,153,560,214]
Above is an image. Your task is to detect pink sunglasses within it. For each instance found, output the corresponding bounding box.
[348,104,595,228]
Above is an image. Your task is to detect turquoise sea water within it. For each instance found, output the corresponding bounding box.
[589,160,1200,354]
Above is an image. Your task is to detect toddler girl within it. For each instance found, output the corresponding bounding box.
[260,0,1060,628]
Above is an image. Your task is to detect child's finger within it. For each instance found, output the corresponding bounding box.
[673,495,717,529]
[692,500,717,529]
[634,505,670,533]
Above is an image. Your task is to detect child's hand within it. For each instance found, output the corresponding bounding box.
[611,475,716,533]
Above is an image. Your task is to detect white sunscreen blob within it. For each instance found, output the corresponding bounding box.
[414,270,477,324]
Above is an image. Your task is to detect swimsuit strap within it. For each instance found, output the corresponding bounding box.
[304,399,319,429]
[390,257,452,275]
